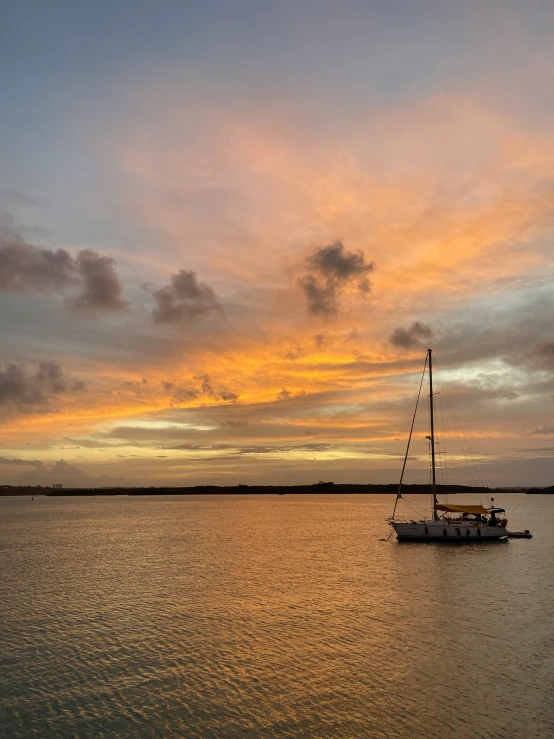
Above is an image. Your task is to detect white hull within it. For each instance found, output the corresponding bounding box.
[392,520,507,541]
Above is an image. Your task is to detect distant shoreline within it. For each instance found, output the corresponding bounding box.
[1,483,552,496]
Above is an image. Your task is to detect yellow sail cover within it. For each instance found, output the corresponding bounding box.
[436,503,488,515]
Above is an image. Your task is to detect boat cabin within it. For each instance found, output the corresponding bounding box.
[435,503,507,527]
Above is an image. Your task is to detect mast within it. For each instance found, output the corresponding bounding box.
[428,348,438,520]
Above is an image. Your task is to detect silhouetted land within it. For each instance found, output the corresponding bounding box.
[1,483,553,496]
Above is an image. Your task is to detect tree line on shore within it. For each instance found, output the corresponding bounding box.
[1,483,552,496]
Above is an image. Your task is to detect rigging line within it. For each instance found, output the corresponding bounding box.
[428,378,443,489]
[392,353,428,519]
[437,368,486,489]
[435,398,443,486]
[433,376,442,487]
[392,491,430,522]
[434,371,463,468]
[437,371,478,487]
[443,378,484,488]
[435,384,444,485]
[431,385,440,486]
[428,439,432,487]
[437,376,448,488]
[396,496,429,521]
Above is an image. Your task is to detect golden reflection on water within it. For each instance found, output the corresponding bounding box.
[0,493,552,738]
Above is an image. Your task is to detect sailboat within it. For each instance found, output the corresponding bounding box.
[389,349,509,541]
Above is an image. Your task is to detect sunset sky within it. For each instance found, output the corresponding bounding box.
[1,1,554,487]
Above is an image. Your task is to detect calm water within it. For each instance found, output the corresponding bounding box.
[1,493,553,739]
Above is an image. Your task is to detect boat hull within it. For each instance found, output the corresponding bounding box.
[392,521,508,541]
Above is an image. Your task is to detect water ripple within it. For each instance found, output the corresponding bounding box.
[1,493,553,738]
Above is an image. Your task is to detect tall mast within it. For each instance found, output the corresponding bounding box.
[428,348,438,520]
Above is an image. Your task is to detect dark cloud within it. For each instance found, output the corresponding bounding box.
[219,390,238,401]
[277,388,291,400]
[0,361,85,414]
[390,321,435,350]
[503,340,554,375]
[152,269,221,323]
[533,342,554,369]
[0,237,75,293]
[121,378,148,391]
[162,381,199,402]
[0,225,126,315]
[119,375,238,405]
[220,419,248,428]
[314,333,327,349]
[500,390,519,400]
[424,291,554,374]
[173,388,199,402]
[193,374,238,401]
[65,250,127,314]
[157,376,237,404]
[298,241,375,317]
[195,374,214,396]
[0,456,43,469]
[284,347,303,360]
[0,189,37,206]
[298,275,336,316]
[307,242,373,281]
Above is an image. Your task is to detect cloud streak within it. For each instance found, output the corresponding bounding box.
[0,456,43,469]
